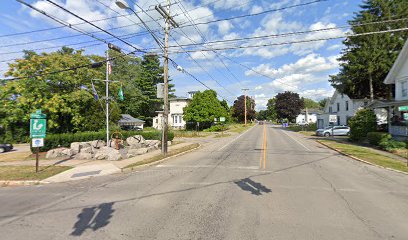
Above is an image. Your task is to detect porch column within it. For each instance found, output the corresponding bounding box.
[388,106,392,133]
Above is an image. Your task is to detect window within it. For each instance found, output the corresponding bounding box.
[402,81,408,97]
[173,115,178,124]
[178,116,182,123]
[346,101,349,111]
[329,106,332,113]
[337,103,340,112]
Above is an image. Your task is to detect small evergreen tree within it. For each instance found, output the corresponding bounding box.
[349,109,377,141]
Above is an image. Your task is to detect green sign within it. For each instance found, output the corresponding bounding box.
[220,117,226,122]
[404,113,408,121]
[30,119,46,138]
[398,106,408,111]
[30,110,46,138]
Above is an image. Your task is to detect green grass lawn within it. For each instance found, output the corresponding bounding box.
[173,131,211,138]
[214,133,232,138]
[125,143,200,169]
[228,123,254,133]
[0,166,72,181]
[319,140,408,173]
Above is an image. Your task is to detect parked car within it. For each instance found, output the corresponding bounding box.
[316,126,350,137]
[0,143,13,153]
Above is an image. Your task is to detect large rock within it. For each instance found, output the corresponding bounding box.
[81,147,93,154]
[46,148,68,159]
[61,148,75,158]
[76,152,93,160]
[70,142,81,154]
[145,140,160,149]
[94,146,122,161]
[70,142,92,154]
[91,140,106,149]
[127,148,149,156]
[128,143,142,149]
[126,135,145,146]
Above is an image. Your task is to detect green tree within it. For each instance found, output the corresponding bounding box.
[256,110,269,120]
[329,0,408,100]
[318,98,328,109]
[266,98,277,121]
[232,95,256,123]
[349,109,377,141]
[183,90,229,128]
[275,91,304,122]
[302,98,320,109]
[1,47,121,141]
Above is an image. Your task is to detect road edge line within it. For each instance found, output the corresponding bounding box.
[317,140,408,176]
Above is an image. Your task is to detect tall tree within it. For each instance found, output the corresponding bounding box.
[232,95,256,123]
[329,0,408,100]
[1,48,121,141]
[318,98,328,109]
[266,98,277,120]
[256,110,269,120]
[302,98,320,109]
[275,91,304,122]
[183,90,229,128]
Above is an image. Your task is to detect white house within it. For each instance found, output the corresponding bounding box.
[153,91,197,130]
[317,91,369,129]
[296,109,321,125]
[368,39,408,138]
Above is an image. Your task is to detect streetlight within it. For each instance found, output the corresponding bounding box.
[115,1,130,10]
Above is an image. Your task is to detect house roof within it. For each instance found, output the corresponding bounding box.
[384,39,408,84]
[118,114,145,125]
[366,99,408,108]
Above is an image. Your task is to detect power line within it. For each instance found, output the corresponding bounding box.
[167,27,408,53]
[1,1,162,39]
[176,0,328,28]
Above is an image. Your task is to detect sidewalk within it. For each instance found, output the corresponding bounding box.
[2,142,198,184]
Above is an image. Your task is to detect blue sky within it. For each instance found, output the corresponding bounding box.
[0,0,362,109]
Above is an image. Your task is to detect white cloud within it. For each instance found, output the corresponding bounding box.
[246,54,339,78]
[250,5,263,14]
[217,21,233,35]
[202,0,251,10]
[327,44,342,51]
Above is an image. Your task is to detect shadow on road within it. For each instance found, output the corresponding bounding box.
[71,202,114,236]
[234,178,272,196]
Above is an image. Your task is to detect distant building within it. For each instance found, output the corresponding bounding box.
[317,91,387,129]
[296,108,322,125]
[118,114,145,130]
[153,97,192,130]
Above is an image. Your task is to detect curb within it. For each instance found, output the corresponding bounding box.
[317,140,408,176]
[0,180,50,187]
[121,143,201,173]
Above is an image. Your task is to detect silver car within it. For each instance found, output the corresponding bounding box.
[316,126,350,137]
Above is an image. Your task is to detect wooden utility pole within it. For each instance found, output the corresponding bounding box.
[242,88,249,125]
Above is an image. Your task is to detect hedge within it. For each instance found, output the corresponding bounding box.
[367,132,392,146]
[32,130,174,152]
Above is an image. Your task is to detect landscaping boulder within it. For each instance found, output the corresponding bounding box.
[46,148,68,159]
[145,140,160,149]
[126,135,146,146]
[91,140,106,149]
[70,142,81,154]
[80,147,93,154]
[128,142,142,149]
[79,142,91,149]
[127,148,149,157]
[61,148,75,158]
[167,141,172,146]
[94,146,122,161]
[76,152,93,160]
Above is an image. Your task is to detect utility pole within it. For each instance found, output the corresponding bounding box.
[105,48,110,145]
[161,0,170,156]
[242,88,249,126]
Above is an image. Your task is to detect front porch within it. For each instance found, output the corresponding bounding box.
[368,100,408,139]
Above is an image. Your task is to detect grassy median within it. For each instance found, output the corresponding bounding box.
[0,166,72,181]
[319,139,408,173]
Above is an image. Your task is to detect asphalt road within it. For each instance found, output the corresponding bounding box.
[0,125,407,240]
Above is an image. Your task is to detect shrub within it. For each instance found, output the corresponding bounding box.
[367,132,392,146]
[379,139,406,152]
[203,124,228,132]
[349,109,377,142]
[32,130,173,152]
